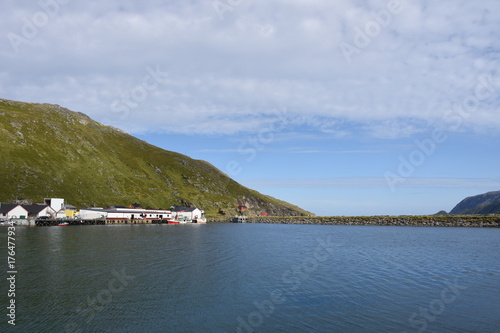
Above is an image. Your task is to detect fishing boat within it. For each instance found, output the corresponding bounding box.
[57,222,69,226]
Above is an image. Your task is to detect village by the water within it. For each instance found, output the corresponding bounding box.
[0,198,209,226]
[2,197,500,228]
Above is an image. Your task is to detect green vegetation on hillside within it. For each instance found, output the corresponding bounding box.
[0,98,310,217]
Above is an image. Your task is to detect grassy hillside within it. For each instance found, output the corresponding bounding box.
[0,98,310,217]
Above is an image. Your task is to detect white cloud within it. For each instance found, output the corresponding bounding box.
[1,0,499,137]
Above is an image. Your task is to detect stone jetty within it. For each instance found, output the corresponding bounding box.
[208,215,500,227]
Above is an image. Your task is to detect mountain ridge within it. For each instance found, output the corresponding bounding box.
[449,190,500,215]
[0,98,311,217]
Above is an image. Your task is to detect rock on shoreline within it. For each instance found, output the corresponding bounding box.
[208,215,500,227]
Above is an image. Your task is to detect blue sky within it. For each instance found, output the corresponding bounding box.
[1,0,499,215]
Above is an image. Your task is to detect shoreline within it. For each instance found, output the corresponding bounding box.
[208,215,500,227]
[2,215,498,228]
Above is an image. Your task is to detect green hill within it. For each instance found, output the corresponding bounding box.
[0,98,310,217]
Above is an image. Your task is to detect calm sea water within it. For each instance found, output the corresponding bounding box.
[1,223,499,332]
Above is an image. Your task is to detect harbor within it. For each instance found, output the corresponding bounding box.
[0,198,207,226]
[33,218,205,226]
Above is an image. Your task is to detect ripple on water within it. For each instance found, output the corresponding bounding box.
[4,224,500,333]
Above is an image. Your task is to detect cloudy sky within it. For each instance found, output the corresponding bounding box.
[2,0,499,215]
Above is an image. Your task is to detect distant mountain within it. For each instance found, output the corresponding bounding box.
[0,98,311,216]
[449,191,500,215]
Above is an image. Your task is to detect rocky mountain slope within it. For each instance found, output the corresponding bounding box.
[449,191,500,215]
[0,98,310,216]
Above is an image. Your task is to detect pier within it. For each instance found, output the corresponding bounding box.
[208,215,500,228]
[34,219,171,226]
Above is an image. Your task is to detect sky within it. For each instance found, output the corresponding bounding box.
[1,0,499,215]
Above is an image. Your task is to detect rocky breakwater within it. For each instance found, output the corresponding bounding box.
[239,215,500,227]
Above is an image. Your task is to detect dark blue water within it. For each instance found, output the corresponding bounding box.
[1,223,499,332]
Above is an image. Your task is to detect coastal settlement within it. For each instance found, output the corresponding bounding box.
[0,198,206,226]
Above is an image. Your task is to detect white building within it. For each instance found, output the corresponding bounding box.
[0,204,29,219]
[108,208,173,220]
[171,206,206,222]
[79,208,173,220]
[79,208,107,220]
[44,198,65,213]
[23,204,55,218]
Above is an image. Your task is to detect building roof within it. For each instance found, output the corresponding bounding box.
[0,203,24,214]
[129,203,142,208]
[22,204,50,214]
[82,208,172,214]
[171,205,198,212]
